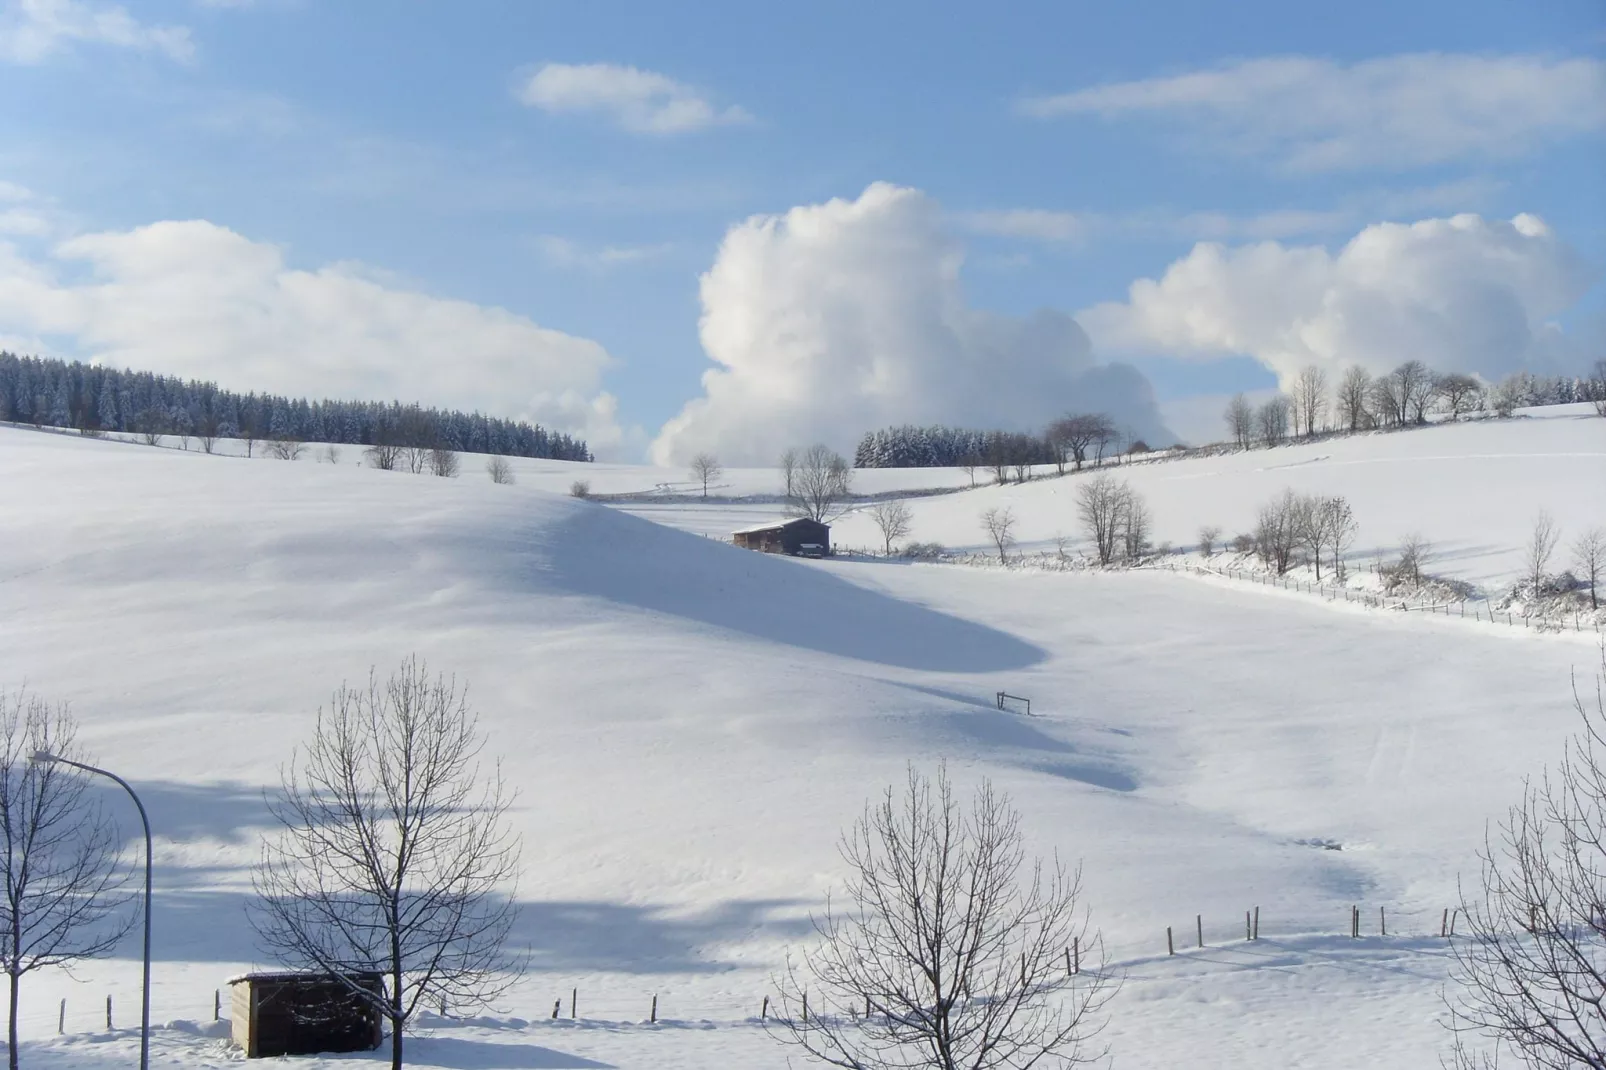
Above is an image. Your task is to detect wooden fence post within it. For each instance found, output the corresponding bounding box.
[1442,907,1449,938]
[551,1000,560,1019]
[1246,910,1251,940]
[651,995,657,1023]
[571,988,577,1019]
[1166,926,1174,955]
[1380,906,1387,937]
[58,998,64,1035]
[215,989,221,1021]
[106,995,112,1030]
[1253,906,1259,939]
[1197,914,1203,948]
[761,995,769,1021]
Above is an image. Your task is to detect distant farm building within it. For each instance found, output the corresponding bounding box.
[732,518,830,557]
[228,971,384,1059]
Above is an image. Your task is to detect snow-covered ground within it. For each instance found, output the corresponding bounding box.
[0,411,1602,1068]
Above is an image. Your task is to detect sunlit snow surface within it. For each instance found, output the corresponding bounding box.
[0,406,1602,1068]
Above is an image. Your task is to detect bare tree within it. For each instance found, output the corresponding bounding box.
[769,765,1114,1070]
[365,442,404,471]
[1197,525,1222,558]
[428,448,460,478]
[690,453,722,498]
[1224,394,1254,448]
[987,437,1011,486]
[1336,366,1373,432]
[1444,650,1606,1069]
[197,414,219,455]
[267,437,306,461]
[485,456,515,485]
[0,691,133,1070]
[1294,494,1329,581]
[1489,376,1524,419]
[1091,421,1117,467]
[1397,533,1432,587]
[402,445,430,475]
[980,507,1017,565]
[1526,511,1561,597]
[136,408,165,447]
[1592,359,1606,418]
[1437,374,1484,421]
[251,659,523,1070]
[569,479,591,499]
[780,448,801,499]
[1077,475,1130,567]
[1293,366,1328,437]
[1120,492,1152,562]
[959,454,980,488]
[1254,489,1302,575]
[1391,360,1436,425]
[787,445,854,523]
[1294,495,1355,583]
[1049,414,1114,472]
[1324,497,1358,583]
[1256,395,1292,446]
[1370,375,1403,428]
[320,444,343,465]
[1574,527,1604,610]
[870,500,914,556]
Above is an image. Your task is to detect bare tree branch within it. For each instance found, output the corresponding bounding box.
[1445,648,1606,1069]
[0,691,134,1070]
[251,658,524,1070]
[769,765,1117,1070]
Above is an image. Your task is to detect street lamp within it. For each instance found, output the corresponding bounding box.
[31,752,151,1070]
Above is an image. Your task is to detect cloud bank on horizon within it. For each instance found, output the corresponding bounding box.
[0,197,1594,466]
[1082,213,1595,388]
[650,183,1174,467]
[0,218,629,455]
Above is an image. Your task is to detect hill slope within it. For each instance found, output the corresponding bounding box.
[0,422,1600,1068]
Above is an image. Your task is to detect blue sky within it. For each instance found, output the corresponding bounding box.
[0,0,1601,460]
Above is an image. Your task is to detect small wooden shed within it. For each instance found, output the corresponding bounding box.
[228,971,385,1058]
[732,517,830,556]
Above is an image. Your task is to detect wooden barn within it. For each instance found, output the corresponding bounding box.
[228,971,385,1059]
[732,517,830,557]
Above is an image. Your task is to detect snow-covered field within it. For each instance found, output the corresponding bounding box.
[0,410,1602,1068]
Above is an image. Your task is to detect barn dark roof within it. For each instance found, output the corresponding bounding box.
[731,517,829,535]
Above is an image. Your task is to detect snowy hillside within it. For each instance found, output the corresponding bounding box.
[828,405,1605,594]
[0,418,1602,1068]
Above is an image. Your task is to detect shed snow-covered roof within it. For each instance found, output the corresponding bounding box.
[226,970,384,985]
[730,518,829,535]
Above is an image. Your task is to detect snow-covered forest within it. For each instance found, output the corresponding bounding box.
[0,353,592,462]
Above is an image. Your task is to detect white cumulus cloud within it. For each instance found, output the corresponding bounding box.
[0,0,193,62]
[650,183,1172,466]
[1020,53,1606,171]
[1080,213,1595,386]
[516,62,752,135]
[0,220,629,454]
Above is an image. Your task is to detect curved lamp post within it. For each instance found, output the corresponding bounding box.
[30,752,151,1070]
